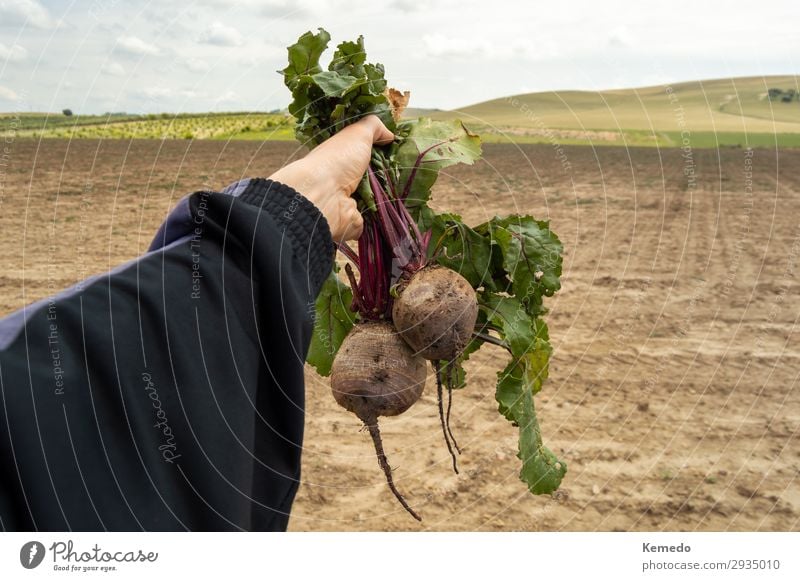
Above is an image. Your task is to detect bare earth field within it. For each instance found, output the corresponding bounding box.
[0,139,797,531]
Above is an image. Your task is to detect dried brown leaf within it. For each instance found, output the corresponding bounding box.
[384,87,411,122]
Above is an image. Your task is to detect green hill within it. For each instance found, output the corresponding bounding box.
[428,75,800,147]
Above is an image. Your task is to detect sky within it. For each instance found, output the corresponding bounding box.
[0,0,798,114]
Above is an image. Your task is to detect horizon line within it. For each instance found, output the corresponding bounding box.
[1,73,798,117]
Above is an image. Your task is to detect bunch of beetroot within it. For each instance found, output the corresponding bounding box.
[283,29,567,521]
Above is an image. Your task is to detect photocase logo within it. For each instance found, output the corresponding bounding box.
[19,541,46,569]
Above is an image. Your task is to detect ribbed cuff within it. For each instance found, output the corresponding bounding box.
[237,178,335,295]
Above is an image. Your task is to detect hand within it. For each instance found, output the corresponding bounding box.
[268,115,395,243]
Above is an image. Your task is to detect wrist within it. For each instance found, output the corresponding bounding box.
[269,159,339,238]
[269,160,339,219]
[235,178,336,293]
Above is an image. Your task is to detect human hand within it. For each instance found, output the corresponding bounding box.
[268,115,395,243]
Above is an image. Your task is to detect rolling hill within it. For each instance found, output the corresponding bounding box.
[427,75,800,147]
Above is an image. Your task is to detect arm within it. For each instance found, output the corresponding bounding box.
[0,116,393,532]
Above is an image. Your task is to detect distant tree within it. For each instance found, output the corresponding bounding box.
[62,108,73,116]
[767,88,783,100]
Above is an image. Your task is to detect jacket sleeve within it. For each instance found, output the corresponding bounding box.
[0,178,335,531]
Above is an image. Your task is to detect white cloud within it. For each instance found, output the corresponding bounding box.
[117,36,160,56]
[258,0,308,19]
[0,42,26,62]
[423,33,485,58]
[185,58,210,72]
[195,0,308,13]
[140,87,173,100]
[607,26,634,48]
[136,87,201,104]
[198,22,244,47]
[0,0,54,29]
[237,55,260,69]
[101,61,125,76]
[389,0,420,12]
[214,89,238,103]
[0,85,20,101]
[422,33,558,62]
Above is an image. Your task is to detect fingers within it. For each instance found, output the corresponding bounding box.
[372,119,395,145]
[340,199,364,242]
[358,115,395,145]
[286,114,393,243]
[347,212,364,241]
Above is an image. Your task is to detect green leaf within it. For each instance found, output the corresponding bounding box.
[363,63,388,95]
[310,71,359,97]
[440,316,485,389]
[329,102,348,127]
[282,28,331,88]
[479,216,563,317]
[329,36,366,74]
[395,119,482,212]
[482,290,564,493]
[282,30,394,148]
[425,211,496,290]
[479,292,538,358]
[402,118,482,167]
[496,340,566,494]
[306,269,356,376]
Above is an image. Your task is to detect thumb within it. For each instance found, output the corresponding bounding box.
[364,115,395,145]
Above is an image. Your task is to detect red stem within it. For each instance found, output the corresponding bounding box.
[349,214,393,320]
[337,242,359,267]
[369,164,429,270]
[401,138,458,200]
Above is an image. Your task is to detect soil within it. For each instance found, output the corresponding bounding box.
[1,138,797,531]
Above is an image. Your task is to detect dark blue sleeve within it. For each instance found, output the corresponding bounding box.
[0,178,334,531]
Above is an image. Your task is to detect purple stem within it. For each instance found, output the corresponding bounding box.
[344,263,363,313]
[370,163,429,265]
[349,215,393,320]
[369,166,416,268]
[401,138,458,200]
[337,242,359,268]
[368,167,402,248]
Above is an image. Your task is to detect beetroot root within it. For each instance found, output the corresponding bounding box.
[392,265,478,361]
[393,265,477,472]
[331,321,427,419]
[330,321,427,520]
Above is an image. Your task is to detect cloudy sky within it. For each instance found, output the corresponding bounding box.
[0,0,797,114]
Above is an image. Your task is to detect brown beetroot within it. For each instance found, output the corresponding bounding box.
[392,265,478,473]
[392,265,478,361]
[331,321,426,418]
[330,321,427,520]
